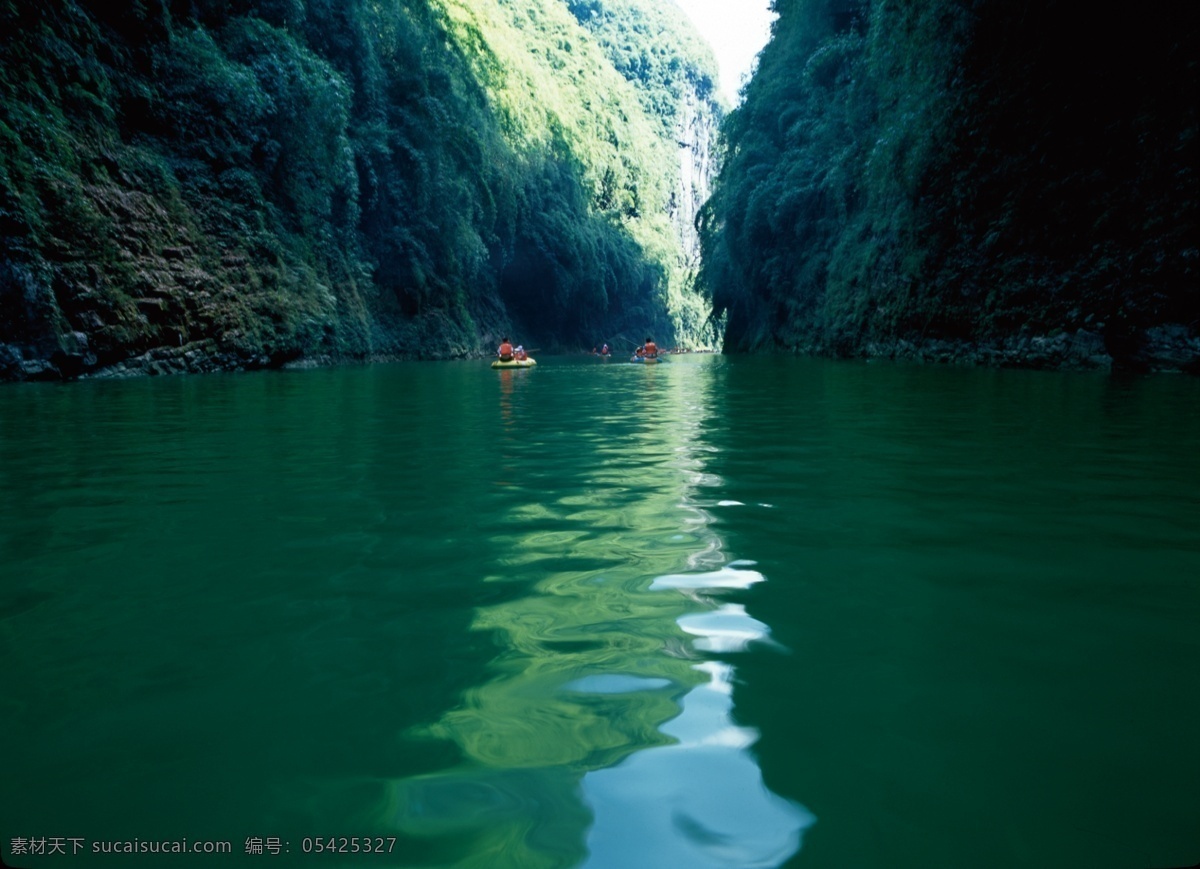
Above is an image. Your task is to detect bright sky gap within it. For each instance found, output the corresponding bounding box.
[672,0,776,105]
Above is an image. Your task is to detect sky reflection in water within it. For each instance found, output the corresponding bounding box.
[581,566,814,869]
[384,359,812,867]
[5,357,1199,868]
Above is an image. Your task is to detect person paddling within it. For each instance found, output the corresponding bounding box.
[497,336,514,362]
[643,336,658,359]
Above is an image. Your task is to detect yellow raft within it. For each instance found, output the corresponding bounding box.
[492,357,537,369]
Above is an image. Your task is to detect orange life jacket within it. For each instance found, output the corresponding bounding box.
[498,342,513,360]
[644,341,658,357]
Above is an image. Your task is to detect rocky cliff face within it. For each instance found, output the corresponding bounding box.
[560,0,724,345]
[698,0,1199,373]
[0,0,714,381]
[671,85,720,269]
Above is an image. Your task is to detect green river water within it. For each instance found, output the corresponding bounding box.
[1,354,1198,868]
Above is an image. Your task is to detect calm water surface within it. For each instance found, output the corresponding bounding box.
[1,355,1198,868]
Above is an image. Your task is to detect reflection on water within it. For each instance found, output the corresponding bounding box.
[581,566,814,869]
[5,356,1198,868]
[384,358,812,867]
[582,662,812,869]
[651,561,765,591]
[678,602,774,653]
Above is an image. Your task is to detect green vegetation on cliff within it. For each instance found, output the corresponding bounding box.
[565,0,720,130]
[0,0,720,379]
[699,0,1198,371]
[564,0,724,346]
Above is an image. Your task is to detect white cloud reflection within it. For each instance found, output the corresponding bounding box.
[581,661,814,868]
[649,562,764,591]
[678,603,773,652]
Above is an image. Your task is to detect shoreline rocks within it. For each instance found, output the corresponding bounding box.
[859,324,1200,374]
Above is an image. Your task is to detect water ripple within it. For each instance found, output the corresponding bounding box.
[581,662,814,869]
[383,357,812,867]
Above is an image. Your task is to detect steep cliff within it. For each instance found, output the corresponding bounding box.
[672,84,718,267]
[0,0,723,380]
[564,0,724,345]
[699,0,1199,372]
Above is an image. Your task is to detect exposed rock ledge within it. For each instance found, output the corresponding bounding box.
[0,339,288,381]
[858,324,1200,373]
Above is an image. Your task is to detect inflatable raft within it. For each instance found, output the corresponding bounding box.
[492,358,537,369]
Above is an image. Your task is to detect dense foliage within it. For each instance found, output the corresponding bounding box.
[699,0,1199,370]
[0,0,719,379]
[564,0,724,346]
[566,0,721,130]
